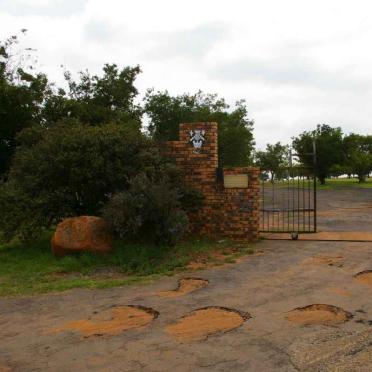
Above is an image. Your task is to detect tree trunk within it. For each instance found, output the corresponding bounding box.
[358,174,366,183]
[270,172,275,183]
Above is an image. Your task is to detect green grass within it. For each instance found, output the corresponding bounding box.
[0,232,253,297]
[318,177,372,190]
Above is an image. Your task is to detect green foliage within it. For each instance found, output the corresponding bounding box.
[0,31,51,177]
[0,231,246,296]
[292,124,344,184]
[0,121,162,241]
[343,134,372,183]
[43,64,142,128]
[144,90,255,167]
[103,173,191,245]
[0,32,143,178]
[317,177,372,190]
[255,142,289,181]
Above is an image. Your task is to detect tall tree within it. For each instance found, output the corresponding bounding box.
[292,124,344,184]
[0,31,143,178]
[255,142,289,181]
[144,90,255,167]
[43,64,142,128]
[0,31,50,177]
[343,134,372,183]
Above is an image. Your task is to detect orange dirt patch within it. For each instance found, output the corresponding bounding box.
[49,305,158,337]
[302,255,344,266]
[0,363,12,372]
[326,287,352,297]
[158,278,209,298]
[286,304,352,325]
[354,271,372,287]
[165,306,250,342]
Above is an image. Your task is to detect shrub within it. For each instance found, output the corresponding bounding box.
[0,120,171,241]
[103,173,190,245]
[0,181,47,242]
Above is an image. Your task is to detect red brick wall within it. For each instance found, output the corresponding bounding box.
[163,122,259,241]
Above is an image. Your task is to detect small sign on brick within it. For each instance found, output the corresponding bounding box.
[224,174,249,188]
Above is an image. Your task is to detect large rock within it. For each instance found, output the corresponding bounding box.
[51,216,113,257]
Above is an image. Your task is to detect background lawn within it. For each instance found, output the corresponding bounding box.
[318,177,372,190]
[0,233,254,297]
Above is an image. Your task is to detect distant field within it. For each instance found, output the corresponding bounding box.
[261,177,372,190]
[318,177,372,190]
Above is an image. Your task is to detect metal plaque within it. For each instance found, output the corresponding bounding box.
[224,174,249,188]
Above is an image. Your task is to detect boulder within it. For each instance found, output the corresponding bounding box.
[51,216,112,257]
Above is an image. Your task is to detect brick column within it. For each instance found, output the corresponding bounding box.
[162,122,260,241]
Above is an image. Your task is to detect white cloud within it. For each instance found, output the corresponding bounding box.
[1,0,372,148]
[0,0,88,17]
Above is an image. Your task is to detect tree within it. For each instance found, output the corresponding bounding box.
[144,90,255,167]
[0,31,50,177]
[255,142,289,181]
[343,134,372,182]
[292,124,344,184]
[43,64,142,128]
[0,31,144,178]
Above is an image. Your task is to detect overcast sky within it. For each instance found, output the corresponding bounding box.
[1,0,371,148]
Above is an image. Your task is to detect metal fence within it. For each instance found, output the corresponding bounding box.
[260,166,316,233]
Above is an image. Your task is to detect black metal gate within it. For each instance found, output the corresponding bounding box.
[260,166,317,233]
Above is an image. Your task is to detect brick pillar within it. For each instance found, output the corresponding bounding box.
[177,123,219,235]
[162,122,260,241]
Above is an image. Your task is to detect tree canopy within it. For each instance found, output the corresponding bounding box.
[43,64,142,128]
[144,90,255,167]
[292,124,344,184]
[255,142,288,181]
[343,134,372,183]
[0,31,50,177]
[0,32,144,180]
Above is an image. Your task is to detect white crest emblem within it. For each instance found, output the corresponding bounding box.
[189,129,206,153]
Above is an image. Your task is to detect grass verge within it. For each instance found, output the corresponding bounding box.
[0,233,254,297]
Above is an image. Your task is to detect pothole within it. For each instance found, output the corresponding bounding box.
[49,305,159,337]
[158,278,209,298]
[165,306,250,342]
[287,304,352,325]
[354,271,372,287]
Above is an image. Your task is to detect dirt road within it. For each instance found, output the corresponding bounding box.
[1,238,372,371]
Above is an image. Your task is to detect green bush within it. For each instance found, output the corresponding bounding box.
[0,120,171,241]
[103,173,190,245]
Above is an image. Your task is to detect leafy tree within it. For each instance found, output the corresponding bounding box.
[0,31,50,177]
[144,90,255,167]
[292,124,344,184]
[255,142,289,181]
[43,64,142,128]
[0,31,144,178]
[343,134,372,182]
